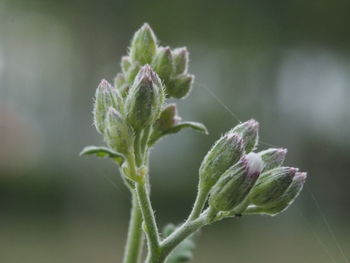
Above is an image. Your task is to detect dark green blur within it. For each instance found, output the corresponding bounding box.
[0,0,349,262]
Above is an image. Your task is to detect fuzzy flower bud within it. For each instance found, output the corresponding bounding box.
[129,23,157,65]
[167,74,194,99]
[93,79,123,134]
[209,152,263,212]
[262,172,307,215]
[121,56,131,74]
[152,46,173,82]
[249,166,298,207]
[172,47,189,75]
[153,103,181,132]
[125,63,141,84]
[230,119,259,152]
[199,132,244,191]
[259,148,287,172]
[104,107,133,154]
[125,65,165,131]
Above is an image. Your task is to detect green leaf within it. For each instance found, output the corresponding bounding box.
[166,121,208,135]
[149,121,208,145]
[79,146,124,165]
[163,224,198,263]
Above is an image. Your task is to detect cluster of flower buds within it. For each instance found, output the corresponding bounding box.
[91,24,207,161]
[199,119,307,217]
[115,23,193,99]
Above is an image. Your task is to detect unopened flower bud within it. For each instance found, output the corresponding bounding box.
[249,166,298,207]
[129,23,157,65]
[199,132,244,191]
[154,103,181,132]
[93,79,123,134]
[114,73,126,89]
[152,46,173,82]
[125,65,165,131]
[262,172,307,215]
[121,56,131,74]
[167,74,194,99]
[104,107,133,154]
[125,63,141,83]
[209,152,263,212]
[231,119,259,152]
[259,148,287,172]
[172,47,189,75]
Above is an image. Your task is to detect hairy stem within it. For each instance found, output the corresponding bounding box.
[160,211,209,258]
[188,186,209,221]
[135,181,161,259]
[122,194,144,263]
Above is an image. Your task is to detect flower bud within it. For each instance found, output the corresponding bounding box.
[121,56,131,74]
[93,79,123,134]
[167,74,194,99]
[104,107,133,154]
[249,166,298,207]
[153,103,181,132]
[114,73,126,89]
[129,23,157,65]
[125,65,165,131]
[152,46,173,82]
[172,47,189,75]
[199,132,244,191]
[230,119,259,152]
[259,148,287,172]
[125,63,141,83]
[209,153,263,212]
[262,172,307,215]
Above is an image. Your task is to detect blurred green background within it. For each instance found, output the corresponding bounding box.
[1,0,349,262]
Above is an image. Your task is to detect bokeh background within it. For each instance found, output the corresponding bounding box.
[1,0,349,262]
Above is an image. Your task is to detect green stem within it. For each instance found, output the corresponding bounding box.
[122,194,144,263]
[160,211,209,259]
[135,181,161,258]
[187,186,209,221]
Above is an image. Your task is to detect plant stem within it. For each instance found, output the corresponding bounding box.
[188,186,209,221]
[122,194,144,263]
[135,181,160,258]
[160,211,209,258]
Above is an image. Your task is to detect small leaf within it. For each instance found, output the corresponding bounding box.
[149,121,208,145]
[79,146,124,165]
[166,121,208,135]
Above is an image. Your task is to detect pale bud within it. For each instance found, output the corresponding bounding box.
[231,119,259,152]
[259,148,287,172]
[199,132,244,191]
[129,23,157,65]
[209,153,263,212]
[172,47,189,75]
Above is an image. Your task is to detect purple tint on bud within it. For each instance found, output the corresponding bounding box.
[261,171,308,215]
[125,65,165,130]
[231,119,259,153]
[208,153,263,212]
[249,166,298,207]
[246,152,264,177]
